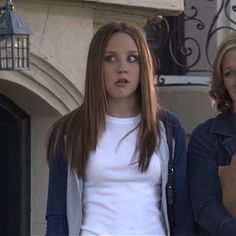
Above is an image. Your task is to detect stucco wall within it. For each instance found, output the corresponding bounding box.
[158,85,216,141]
[16,1,93,103]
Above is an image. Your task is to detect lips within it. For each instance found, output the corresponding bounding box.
[115,78,129,84]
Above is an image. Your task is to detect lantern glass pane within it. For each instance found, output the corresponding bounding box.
[13,35,30,70]
[0,34,30,70]
[0,48,6,58]
[1,59,6,68]
[0,35,14,69]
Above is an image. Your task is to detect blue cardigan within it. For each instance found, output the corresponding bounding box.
[46,113,196,236]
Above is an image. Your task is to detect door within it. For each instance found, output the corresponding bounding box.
[0,94,30,236]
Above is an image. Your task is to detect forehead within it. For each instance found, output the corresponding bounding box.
[222,48,236,66]
[105,32,138,51]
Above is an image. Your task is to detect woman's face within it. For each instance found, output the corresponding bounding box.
[103,32,140,103]
[222,48,236,112]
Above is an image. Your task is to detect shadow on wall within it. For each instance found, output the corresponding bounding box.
[157,85,216,142]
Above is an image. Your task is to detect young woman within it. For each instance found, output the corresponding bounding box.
[188,31,236,236]
[45,21,196,236]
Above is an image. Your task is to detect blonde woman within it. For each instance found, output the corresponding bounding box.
[188,31,236,236]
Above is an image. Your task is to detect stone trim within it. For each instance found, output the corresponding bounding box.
[0,53,83,115]
[82,0,184,15]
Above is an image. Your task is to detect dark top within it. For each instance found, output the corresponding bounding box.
[188,112,236,236]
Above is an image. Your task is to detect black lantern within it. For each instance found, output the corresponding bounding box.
[0,0,31,70]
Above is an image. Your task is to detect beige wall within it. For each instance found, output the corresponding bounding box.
[31,116,60,234]
[158,85,216,140]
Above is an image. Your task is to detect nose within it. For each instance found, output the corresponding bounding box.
[117,59,128,74]
[118,68,128,74]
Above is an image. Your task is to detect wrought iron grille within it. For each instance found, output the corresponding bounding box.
[145,0,236,79]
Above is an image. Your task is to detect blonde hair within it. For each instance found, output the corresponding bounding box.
[209,31,236,113]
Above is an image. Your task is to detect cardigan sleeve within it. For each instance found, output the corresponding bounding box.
[169,113,197,236]
[45,148,69,236]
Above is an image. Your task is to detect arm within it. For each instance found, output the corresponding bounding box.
[170,113,197,236]
[45,148,69,236]
[188,124,236,236]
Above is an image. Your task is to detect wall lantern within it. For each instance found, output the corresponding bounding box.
[0,0,31,71]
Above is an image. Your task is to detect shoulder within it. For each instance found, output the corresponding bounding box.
[189,112,235,147]
[188,116,220,154]
[160,110,183,128]
[191,112,233,134]
[160,110,186,145]
[190,115,218,139]
[47,108,80,163]
[164,111,185,138]
[51,109,78,133]
[48,108,80,144]
[167,112,183,128]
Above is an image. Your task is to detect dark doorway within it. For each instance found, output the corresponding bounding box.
[0,94,30,236]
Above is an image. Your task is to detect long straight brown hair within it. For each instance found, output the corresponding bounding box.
[46,22,161,177]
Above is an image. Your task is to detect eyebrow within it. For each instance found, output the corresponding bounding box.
[104,50,139,54]
[223,66,235,70]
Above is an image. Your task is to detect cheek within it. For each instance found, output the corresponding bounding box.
[135,67,141,83]
[131,64,140,77]
[103,64,115,80]
[224,79,232,91]
[104,76,110,90]
[103,66,109,80]
[104,72,113,91]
